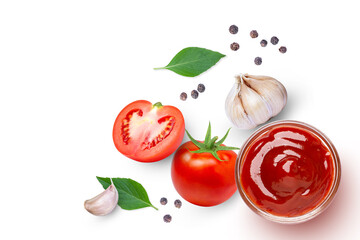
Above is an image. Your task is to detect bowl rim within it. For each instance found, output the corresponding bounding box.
[235,120,341,224]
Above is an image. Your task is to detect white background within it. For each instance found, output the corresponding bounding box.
[1,0,359,239]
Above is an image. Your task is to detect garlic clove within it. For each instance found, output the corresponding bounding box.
[225,80,255,129]
[239,80,270,126]
[84,184,119,216]
[243,74,287,116]
[225,74,287,129]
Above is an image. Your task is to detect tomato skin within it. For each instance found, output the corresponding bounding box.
[113,100,185,163]
[171,141,237,206]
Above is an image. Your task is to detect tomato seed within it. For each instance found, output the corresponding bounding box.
[121,109,143,144]
[141,117,175,150]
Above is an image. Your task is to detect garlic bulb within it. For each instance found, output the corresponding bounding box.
[84,184,118,216]
[225,73,287,129]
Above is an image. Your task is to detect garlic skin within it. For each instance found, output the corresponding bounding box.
[84,184,119,216]
[225,74,287,129]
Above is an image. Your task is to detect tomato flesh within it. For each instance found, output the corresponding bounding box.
[113,100,185,162]
[121,109,175,149]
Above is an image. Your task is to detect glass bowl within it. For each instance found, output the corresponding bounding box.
[235,120,341,224]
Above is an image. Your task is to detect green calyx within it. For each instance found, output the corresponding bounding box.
[185,122,240,161]
[153,102,163,108]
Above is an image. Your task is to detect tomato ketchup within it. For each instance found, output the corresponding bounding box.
[237,121,340,221]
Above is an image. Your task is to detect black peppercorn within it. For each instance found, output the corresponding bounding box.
[279,46,287,53]
[174,199,182,209]
[250,30,258,38]
[229,25,238,34]
[260,39,267,47]
[163,214,172,223]
[191,90,199,99]
[254,57,262,65]
[180,92,187,101]
[197,83,205,93]
[160,197,168,205]
[271,36,279,45]
[230,42,240,51]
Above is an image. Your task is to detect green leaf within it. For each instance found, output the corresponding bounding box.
[96,177,158,211]
[154,47,225,77]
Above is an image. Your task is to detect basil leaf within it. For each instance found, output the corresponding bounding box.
[154,47,225,77]
[97,176,111,189]
[96,177,158,210]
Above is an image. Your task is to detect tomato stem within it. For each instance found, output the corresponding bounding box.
[207,136,218,149]
[153,102,163,108]
[185,122,240,161]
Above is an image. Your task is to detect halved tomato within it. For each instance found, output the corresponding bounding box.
[113,100,185,162]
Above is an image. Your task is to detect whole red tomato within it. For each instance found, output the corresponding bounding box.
[171,123,239,206]
[113,100,185,162]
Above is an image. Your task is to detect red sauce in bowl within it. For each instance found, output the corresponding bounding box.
[237,121,340,222]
